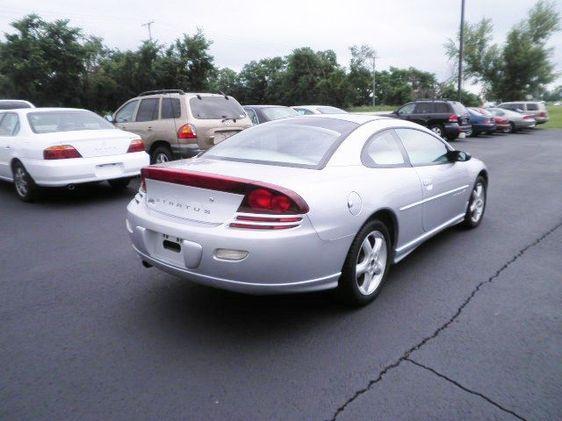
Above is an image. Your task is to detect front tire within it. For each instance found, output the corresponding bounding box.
[12,161,38,202]
[461,176,487,229]
[337,220,391,306]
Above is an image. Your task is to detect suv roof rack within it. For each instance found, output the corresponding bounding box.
[138,89,185,97]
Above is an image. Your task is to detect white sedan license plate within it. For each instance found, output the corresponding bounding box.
[95,163,124,178]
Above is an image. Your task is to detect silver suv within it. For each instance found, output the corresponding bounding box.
[111,90,252,163]
[498,101,549,124]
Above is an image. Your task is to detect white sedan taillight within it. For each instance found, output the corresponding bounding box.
[43,145,82,160]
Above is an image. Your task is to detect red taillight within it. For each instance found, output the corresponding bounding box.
[523,114,534,120]
[140,167,309,216]
[43,145,82,160]
[538,111,546,117]
[177,123,197,139]
[127,139,145,153]
[448,114,459,123]
[245,188,293,213]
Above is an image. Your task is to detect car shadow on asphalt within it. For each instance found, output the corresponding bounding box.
[136,225,465,342]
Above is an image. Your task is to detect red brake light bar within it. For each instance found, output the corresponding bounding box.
[141,167,309,215]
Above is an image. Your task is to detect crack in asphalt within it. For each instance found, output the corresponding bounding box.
[404,358,526,420]
[328,221,562,420]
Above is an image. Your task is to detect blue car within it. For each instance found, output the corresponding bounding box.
[468,108,496,137]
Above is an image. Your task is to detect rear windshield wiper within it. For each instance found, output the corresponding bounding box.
[221,116,237,123]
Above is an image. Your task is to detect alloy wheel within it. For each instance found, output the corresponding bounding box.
[14,167,29,197]
[470,182,485,223]
[356,230,387,296]
[155,153,169,163]
[431,126,443,137]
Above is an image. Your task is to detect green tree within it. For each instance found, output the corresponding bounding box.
[445,0,560,100]
[0,14,103,107]
[347,44,375,106]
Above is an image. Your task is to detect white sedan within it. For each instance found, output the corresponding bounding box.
[0,108,149,201]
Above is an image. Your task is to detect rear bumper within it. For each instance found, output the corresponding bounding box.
[515,120,536,129]
[444,123,472,139]
[171,143,203,159]
[126,197,348,294]
[472,123,497,134]
[24,152,149,186]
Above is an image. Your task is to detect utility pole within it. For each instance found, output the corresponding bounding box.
[457,0,465,102]
[141,21,155,41]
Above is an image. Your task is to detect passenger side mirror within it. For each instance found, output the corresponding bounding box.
[104,115,115,124]
[447,150,471,162]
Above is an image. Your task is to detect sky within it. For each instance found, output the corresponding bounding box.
[1,0,561,92]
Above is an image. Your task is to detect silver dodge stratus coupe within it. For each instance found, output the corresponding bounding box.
[126,114,487,306]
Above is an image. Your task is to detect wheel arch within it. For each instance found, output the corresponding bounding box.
[477,169,488,185]
[362,207,399,257]
[148,140,172,154]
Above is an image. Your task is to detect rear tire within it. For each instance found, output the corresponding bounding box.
[108,177,131,189]
[429,124,444,138]
[461,176,487,229]
[337,220,391,306]
[12,161,38,202]
[150,145,172,164]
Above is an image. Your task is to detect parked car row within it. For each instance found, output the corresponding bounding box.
[389,99,547,140]
[0,91,549,203]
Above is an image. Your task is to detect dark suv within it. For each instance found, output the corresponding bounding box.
[391,100,472,140]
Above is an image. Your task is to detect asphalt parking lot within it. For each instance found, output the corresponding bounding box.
[1,128,561,420]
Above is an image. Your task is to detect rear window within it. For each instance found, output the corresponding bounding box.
[204,118,358,168]
[190,96,246,120]
[451,102,468,115]
[262,107,299,121]
[0,101,32,110]
[316,106,347,114]
[27,110,114,134]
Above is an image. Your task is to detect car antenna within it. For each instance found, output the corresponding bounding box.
[219,91,229,100]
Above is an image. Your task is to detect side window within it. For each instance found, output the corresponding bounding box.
[362,130,406,167]
[245,109,259,125]
[161,98,181,119]
[0,113,20,136]
[136,98,160,122]
[115,100,138,123]
[434,102,450,113]
[397,103,415,115]
[414,103,432,114]
[294,108,312,115]
[395,128,449,166]
[526,103,539,111]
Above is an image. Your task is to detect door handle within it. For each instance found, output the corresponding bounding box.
[147,126,152,131]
